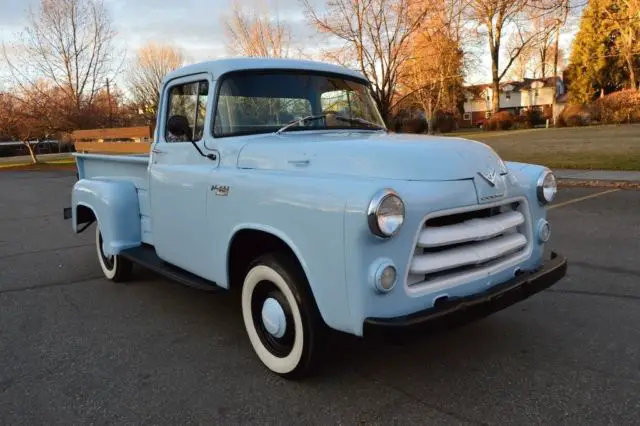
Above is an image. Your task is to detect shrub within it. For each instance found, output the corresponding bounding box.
[484,111,514,131]
[592,89,640,124]
[433,111,457,133]
[483,119,497,131]
[559,104,592,127]
[523,108,546,127]
[398,117,427,134]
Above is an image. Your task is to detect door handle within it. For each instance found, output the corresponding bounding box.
[152,148,166,155]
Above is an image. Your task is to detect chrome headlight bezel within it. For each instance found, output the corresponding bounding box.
[367,189,405,238]
[536,169,557,205]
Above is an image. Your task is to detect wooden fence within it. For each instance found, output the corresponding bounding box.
[72,126,153,154]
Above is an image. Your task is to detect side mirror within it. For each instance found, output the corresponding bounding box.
[167,115,191,139]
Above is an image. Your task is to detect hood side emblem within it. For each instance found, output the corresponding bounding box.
[478,169,497,187]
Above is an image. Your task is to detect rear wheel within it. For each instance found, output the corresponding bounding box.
[241,253,323,379]
[95,225,132,282]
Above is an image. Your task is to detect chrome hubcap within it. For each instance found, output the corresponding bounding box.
[261,297,286,338]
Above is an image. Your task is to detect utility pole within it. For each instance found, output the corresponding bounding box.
[106,78,112,127]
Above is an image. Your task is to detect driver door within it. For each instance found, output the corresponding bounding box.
[149,73,219,277]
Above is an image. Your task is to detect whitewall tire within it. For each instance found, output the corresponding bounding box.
[241,254,322,379]
[95,225,132,282]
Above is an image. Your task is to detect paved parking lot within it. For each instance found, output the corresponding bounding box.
[1,170,639,425]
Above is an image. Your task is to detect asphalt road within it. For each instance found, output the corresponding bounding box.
[1,170,639,425]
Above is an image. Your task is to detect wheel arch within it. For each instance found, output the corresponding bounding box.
[71,178,142,256]
[226,225,327,327]
[74,202,98,231]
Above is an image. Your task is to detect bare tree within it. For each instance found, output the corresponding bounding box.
[398,2,467,133]
[0,83,64,163]
[127,42,186,123]
[223,0,292,57]
[534,27,556,78]
[506,20,563,81]
[1,0,122,130]
[404,37,464,133]
[301,0,439,124]
[505,31,537,80]
[470,0,563,112]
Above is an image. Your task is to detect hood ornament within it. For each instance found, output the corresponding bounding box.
[478,168,497,187]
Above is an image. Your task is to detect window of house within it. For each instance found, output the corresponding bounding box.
[165,80,209,142]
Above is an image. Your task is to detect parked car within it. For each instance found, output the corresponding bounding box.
[64,57,567,379]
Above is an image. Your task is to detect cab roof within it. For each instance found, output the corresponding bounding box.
[161,57,368,84]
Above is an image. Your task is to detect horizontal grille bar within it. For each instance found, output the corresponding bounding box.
[409,233,527,275]
[417,210,525,248]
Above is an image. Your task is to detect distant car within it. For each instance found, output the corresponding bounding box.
[64,57,567,379]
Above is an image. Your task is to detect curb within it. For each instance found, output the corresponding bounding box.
[557,178,640,189]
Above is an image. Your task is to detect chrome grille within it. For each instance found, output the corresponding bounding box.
[406,198,532,291]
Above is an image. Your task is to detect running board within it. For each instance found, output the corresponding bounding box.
[119,245,222,292]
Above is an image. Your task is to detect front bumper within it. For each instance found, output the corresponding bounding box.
[363,251,567,339]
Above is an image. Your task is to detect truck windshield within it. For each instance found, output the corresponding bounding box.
[212,70,386,137]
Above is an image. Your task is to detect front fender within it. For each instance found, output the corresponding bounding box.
[72,178,142,256]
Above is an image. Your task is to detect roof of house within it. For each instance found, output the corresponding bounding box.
[463,76,565,101]
[161,57,368,84]
[465,76,562,95]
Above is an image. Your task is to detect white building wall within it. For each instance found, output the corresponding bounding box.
[498,91,522,109]
[521,88,554,107]
[464,98,491,113]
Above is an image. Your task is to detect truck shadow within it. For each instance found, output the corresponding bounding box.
[126,265,531,383]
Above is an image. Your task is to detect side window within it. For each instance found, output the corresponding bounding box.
[165,80,209,142]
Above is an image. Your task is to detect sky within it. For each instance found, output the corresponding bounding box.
[0,0,581,92]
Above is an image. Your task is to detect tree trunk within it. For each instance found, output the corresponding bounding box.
[491,44,500,113]
[491,79,500,114]
[23,141,38,164]
[551,24,560,126]
[425,101,435,135]
[625,53,637,90]
[426,116,435,134]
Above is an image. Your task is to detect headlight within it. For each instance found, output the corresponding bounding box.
[367,189,405,238]
[536,169,557,204]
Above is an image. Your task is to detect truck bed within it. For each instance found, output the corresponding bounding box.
[74,152,153,244]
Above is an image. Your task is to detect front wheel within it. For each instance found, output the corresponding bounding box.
[95,225,132,282]
[241,253,323,379]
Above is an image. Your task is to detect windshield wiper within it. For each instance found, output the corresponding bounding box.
[276,114,331,134]
[333,115,387,131]
[276,112,386,134]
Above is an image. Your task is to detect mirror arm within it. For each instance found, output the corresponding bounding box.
[190,139,217,161]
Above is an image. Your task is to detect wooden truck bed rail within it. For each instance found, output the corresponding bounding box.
[72,126,152,154]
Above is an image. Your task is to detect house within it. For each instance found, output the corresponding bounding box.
[459,77,567,128]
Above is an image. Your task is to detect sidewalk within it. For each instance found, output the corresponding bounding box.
[0,153,72,164]
[554,169,640,182]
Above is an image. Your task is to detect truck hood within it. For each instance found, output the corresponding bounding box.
[235,131,507,181]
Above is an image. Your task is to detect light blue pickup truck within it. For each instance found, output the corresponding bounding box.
[64,58,567,379]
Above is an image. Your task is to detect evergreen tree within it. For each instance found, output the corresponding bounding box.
[566,0,627,103]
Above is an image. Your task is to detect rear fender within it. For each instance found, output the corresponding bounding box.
[72,179,142,256]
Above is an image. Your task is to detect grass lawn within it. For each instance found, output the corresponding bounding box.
[0,156,76,171]
[447,124,640,170]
